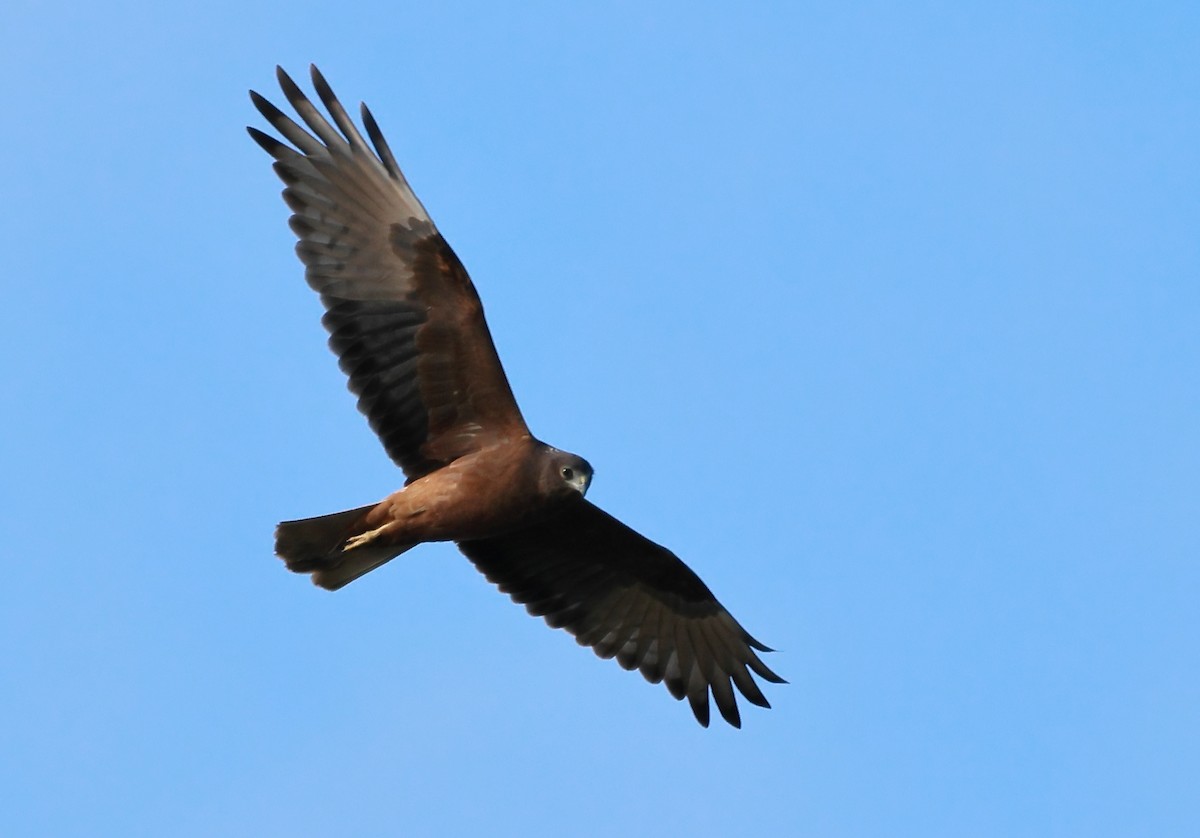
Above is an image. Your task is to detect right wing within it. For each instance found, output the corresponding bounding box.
[249,65,529,478]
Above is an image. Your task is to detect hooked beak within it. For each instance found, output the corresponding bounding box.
[571,471,592,497]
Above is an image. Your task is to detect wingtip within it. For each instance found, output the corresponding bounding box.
[248,89,271,116]
[246,125,283,155]
[276,65,304,100]
[359,102,405,182]
[717,703,743,729]
[360,103,382,142]
[749,694,773,710]
[309,65,342,118]
[759,666,788,685]
[745,632,775,653]
[310,63,330,93]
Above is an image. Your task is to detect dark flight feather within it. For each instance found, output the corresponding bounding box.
[459,501,784,728]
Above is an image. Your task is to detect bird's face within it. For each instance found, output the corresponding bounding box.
[559,458,593,497]
[541,447,593,500]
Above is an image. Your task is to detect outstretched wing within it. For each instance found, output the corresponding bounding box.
[249,65,528,478]
[458,500,785,728]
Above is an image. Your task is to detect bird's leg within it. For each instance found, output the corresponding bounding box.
[342,523,394,552]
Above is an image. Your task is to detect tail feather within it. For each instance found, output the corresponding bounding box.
[275,504,410,591]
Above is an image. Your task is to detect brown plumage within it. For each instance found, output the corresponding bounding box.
[250,65,784,728]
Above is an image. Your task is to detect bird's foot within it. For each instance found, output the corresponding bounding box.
[342,524,391,552]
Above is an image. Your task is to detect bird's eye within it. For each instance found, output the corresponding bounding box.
[561,467,574,480]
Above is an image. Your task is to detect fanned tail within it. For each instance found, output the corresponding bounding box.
[275,504,411,590]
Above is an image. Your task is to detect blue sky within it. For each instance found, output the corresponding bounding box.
[2,2,1197,835]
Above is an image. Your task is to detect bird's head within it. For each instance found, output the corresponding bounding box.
[538,446,593,501]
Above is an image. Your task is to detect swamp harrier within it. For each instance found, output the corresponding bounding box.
[249,66,783,728]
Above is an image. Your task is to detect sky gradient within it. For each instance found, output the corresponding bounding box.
[2,2,1197,835]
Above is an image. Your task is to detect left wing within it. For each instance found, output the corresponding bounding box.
[457,500,784,728]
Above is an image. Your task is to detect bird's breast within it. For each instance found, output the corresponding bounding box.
[377,442,555,543]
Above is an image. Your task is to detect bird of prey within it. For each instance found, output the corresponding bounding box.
[249,66,784,728]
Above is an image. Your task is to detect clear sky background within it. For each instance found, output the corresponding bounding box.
[2,2,1197,836]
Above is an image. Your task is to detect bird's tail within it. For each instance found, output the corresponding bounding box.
[275,504,412,591]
